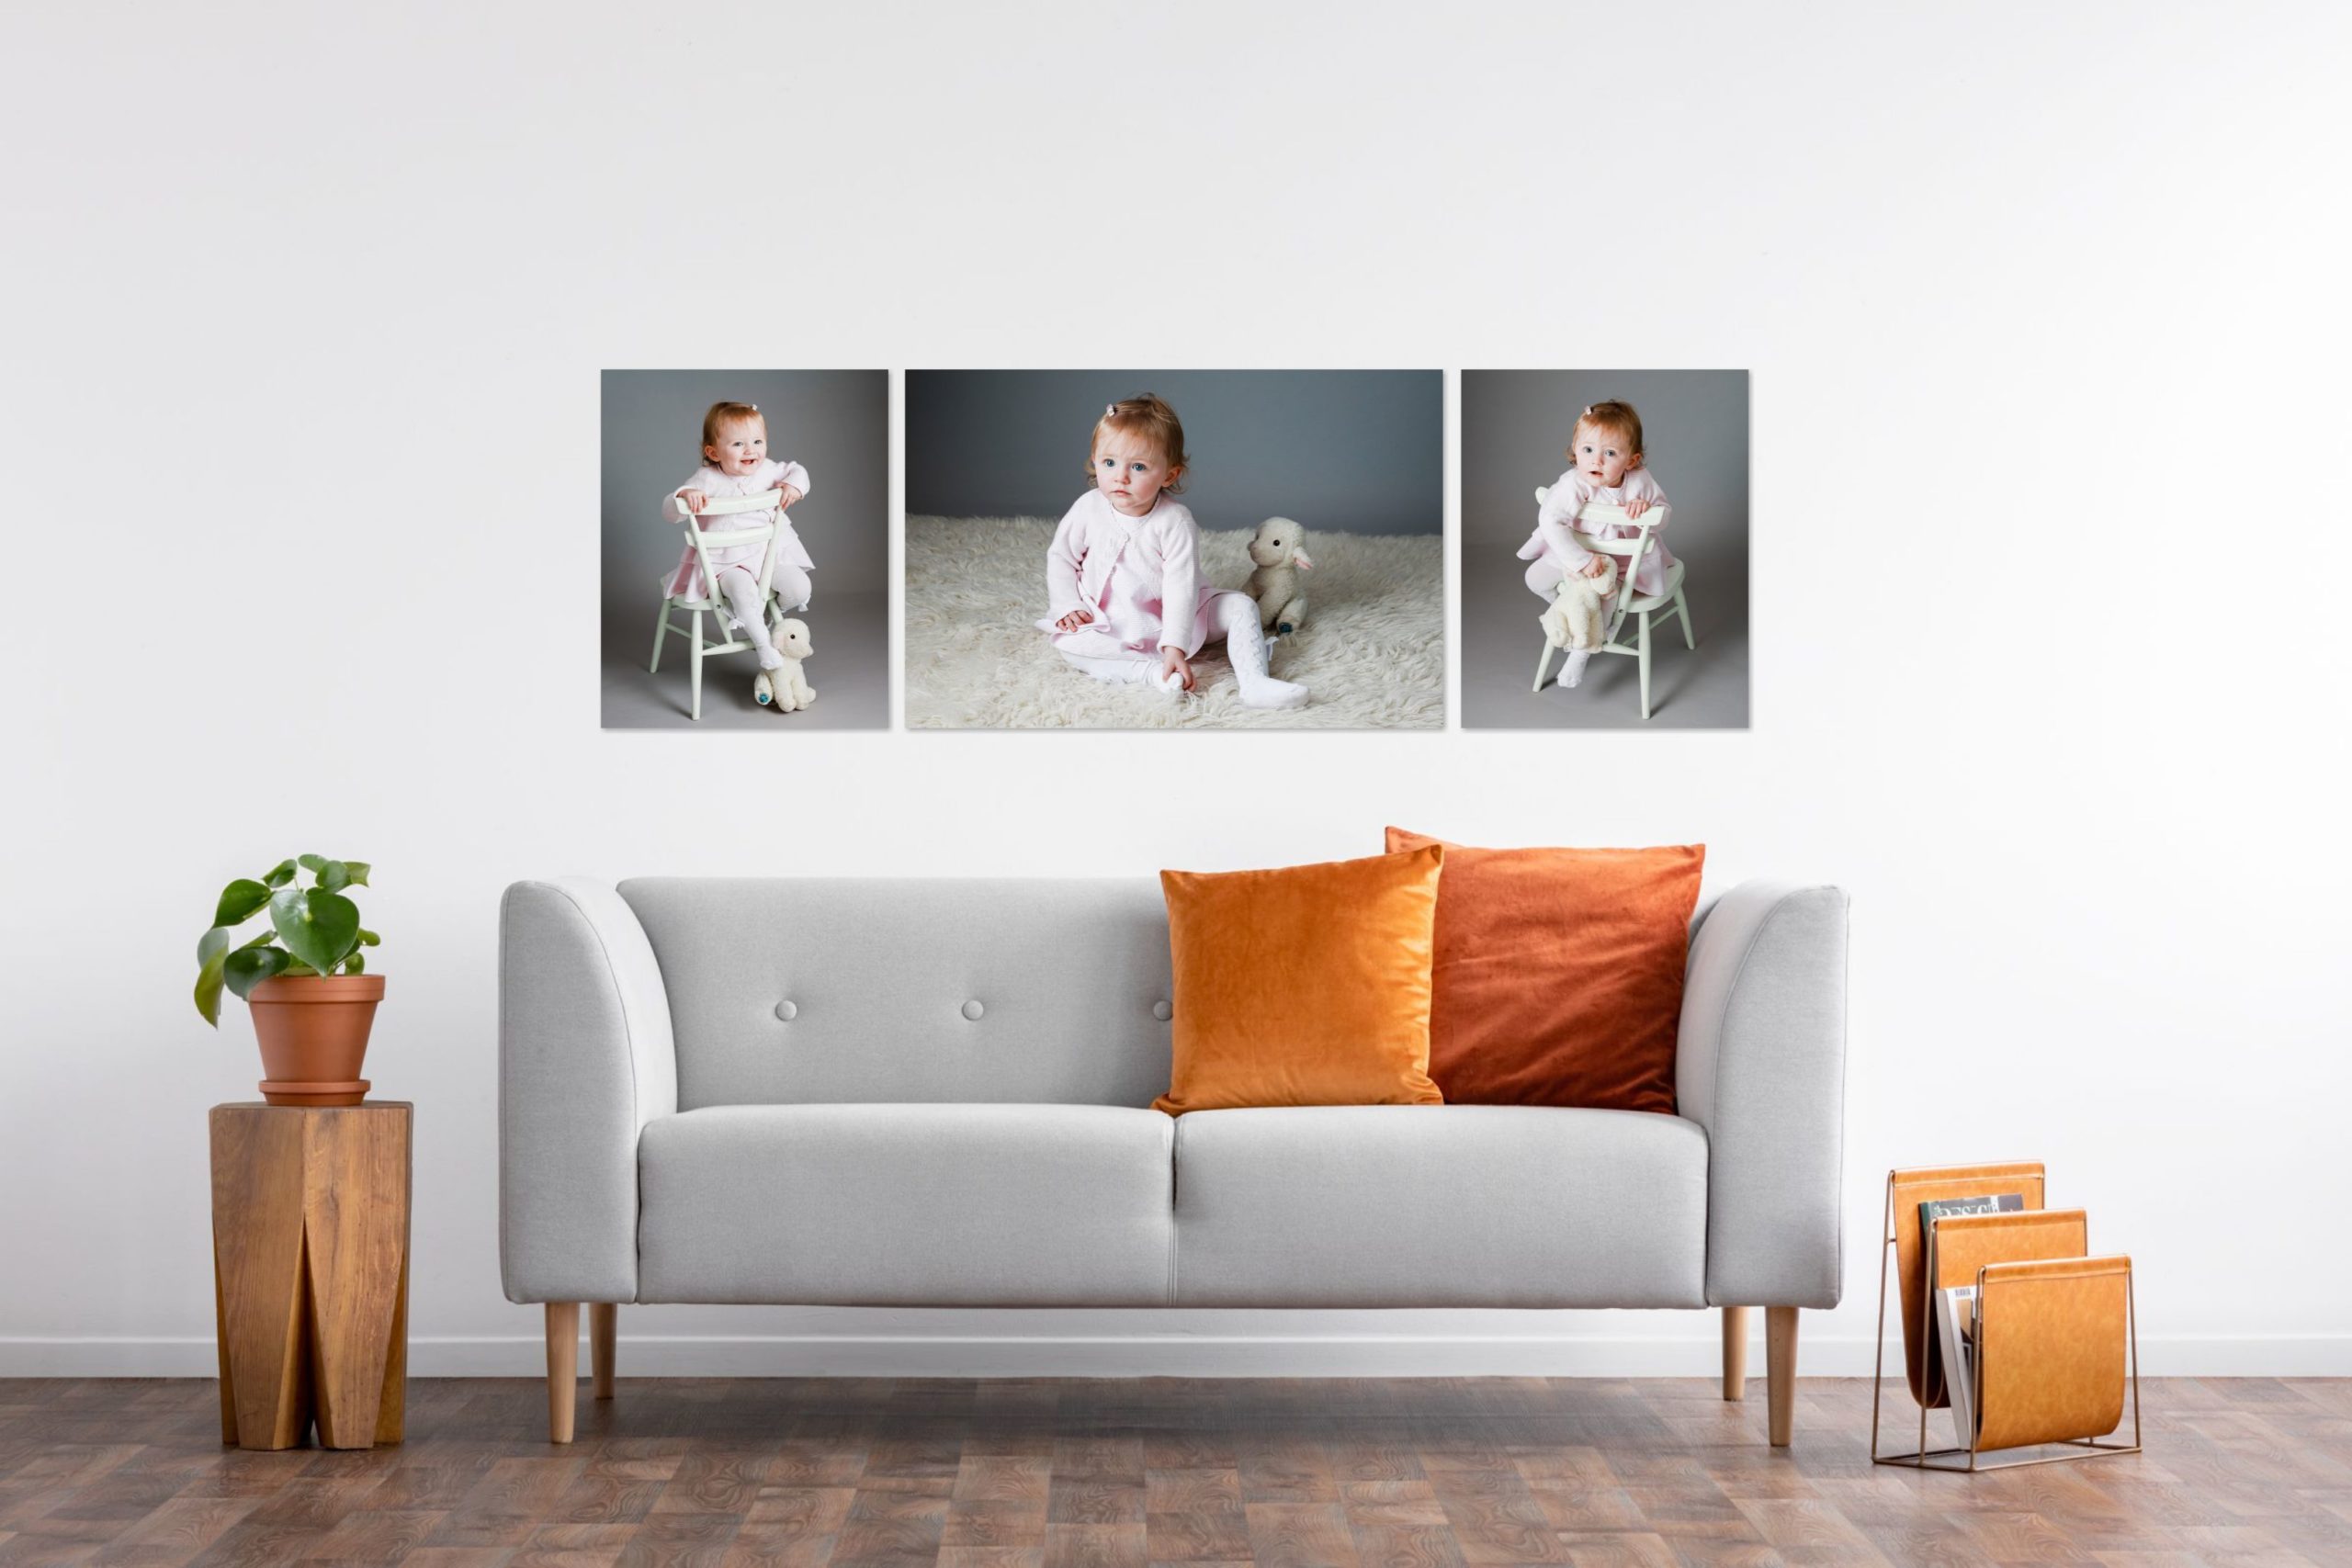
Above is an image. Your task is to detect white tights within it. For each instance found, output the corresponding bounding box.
[717,565,814,671]
[1057,592,1307,709]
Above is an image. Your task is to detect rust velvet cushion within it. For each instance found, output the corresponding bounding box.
[1385,829,1703,1113]
[1153,845,1447,1116]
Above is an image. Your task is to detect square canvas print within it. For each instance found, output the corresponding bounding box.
[602,369,889,729]
[905,369,1444,729]
[1461,369,1749,728]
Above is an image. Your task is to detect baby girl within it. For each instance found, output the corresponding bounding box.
[661,400,813,674]
[1517,400,1675,687]
[1037,395,1308,709]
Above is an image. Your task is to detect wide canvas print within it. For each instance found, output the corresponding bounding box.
[905,369,1444,729]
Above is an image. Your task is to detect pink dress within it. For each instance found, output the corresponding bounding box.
[661,458,814,602]
[1516,467,1676,598]
[1037,491,1224,657]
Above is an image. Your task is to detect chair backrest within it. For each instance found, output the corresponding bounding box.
[618,877,1176,1111]
[1534,489,1660,638]
[683,492,785,597]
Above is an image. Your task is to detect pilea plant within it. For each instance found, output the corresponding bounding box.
[195,855,379,1025]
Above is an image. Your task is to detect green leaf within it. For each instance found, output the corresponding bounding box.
[356,929,380,947]
[343,862,371,887]
[271,886,360,975]
[317,860,350,894]
[213,879,271,929]
[194,928,232,1026]
[194,967,225,1026]
[342,951,366,976]
[299,854,328,874]
[222,943,290,999]
[263,859,298,888]
[281,958,318,977]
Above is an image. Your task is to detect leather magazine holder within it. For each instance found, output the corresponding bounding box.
[1872,1164,2140,1472]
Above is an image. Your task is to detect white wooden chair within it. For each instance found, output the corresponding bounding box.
[648,492,793,721]
[1529,490,1695,720]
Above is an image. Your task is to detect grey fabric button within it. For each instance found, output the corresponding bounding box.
[1152,999,1173,1021]
[961,999,985,1021]
[774,999,797,1022]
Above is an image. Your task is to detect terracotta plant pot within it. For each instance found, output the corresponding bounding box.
[248,974,385,1107]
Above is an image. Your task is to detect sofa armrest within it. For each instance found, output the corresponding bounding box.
[499,879,678,1303]
[1677,881,1849,1309]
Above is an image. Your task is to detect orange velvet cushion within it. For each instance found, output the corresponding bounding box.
[1385,829,1703,1114]
[1153,845,1446,1116]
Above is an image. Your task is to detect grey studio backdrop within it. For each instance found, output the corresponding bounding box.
[1460,369,1750,729]
[601,369,888,729]
[908,370,1441,534]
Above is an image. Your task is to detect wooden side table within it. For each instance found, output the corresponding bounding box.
[209,1101,411,1450]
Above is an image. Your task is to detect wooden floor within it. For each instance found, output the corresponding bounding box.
[2,1376,2347,1567]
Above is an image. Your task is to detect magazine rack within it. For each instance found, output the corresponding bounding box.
[1871,1164,2142,1472]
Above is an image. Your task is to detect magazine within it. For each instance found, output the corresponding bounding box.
[1919,1193,2026,1233]
[1935,1282,1981,1450]
[1918,1193,2024,1401]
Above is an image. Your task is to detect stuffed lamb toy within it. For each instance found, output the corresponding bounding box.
[1539,554,1619,653]
[753,618,816,713]
[1244,516,1314,635]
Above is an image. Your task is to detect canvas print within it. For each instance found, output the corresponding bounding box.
[601,369,888,729]
[905,369,1444,729]
[1461,369,1749,728]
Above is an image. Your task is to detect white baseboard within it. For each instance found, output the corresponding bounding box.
[5,1333,2347,1380]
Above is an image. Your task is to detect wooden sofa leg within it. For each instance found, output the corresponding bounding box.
[1721,1305,1747,1400]
[591,1303,616,1400]
[546,1303,579,1443]
[1766,1306,1797,1446]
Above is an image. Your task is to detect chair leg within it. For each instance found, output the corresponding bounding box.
[649,600,669,673]
[1532,637,1554,693]
[1722,1305,1748,1401]
[1673,585,1695,649]
[1766,1306,1798,1446]
[545,1303,579,1444]
[590,1303,616,1400]
[1638,612,1653,720]
[689,609,705,721]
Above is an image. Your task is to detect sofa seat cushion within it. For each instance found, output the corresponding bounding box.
[1170,1105,1708,1307]
[638,1104,1176,1305]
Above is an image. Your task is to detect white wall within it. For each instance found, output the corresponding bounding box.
[4,2,2346,1378]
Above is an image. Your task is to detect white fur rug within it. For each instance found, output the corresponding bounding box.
[907,517,1444,729]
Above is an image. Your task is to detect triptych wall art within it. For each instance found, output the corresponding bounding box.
[600,368,1748,732]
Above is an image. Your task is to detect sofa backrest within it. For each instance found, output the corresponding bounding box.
[619,877,1174,1111]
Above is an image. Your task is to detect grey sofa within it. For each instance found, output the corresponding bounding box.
[500,876,1847,1444]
